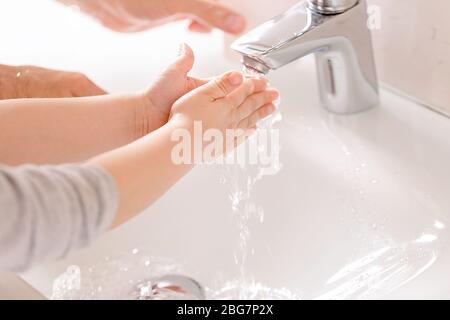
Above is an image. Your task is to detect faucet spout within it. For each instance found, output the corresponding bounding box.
[232,0,379,115]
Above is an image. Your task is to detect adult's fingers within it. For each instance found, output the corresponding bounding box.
[172,0,246,34]
[188,20,213,33]
[70,74,107,97]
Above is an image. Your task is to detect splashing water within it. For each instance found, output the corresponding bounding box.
[316,239,439,300]
[209,279,302,300]
[217,66,284,289]
[51,252,185,300]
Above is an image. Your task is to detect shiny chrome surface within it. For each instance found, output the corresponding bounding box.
[232,0,379,115]
[132,275,205,300]
[308,0,359,14]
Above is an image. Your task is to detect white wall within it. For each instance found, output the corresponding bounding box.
[369,0,450,117]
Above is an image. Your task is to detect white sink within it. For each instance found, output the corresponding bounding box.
[1,0,450,300]
[23,63,450,299]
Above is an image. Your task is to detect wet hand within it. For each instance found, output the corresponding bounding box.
[169,70,279,154]
[141,43,209,131]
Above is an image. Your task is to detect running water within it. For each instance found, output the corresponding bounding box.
[213,66,287,296]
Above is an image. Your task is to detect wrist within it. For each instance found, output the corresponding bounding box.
[135,92,169,138]
[167,113,196,132]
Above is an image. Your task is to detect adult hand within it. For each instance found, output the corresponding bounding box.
[0,65,106,100]
[59,0,246,34]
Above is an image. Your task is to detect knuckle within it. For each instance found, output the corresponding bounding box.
[69,72,88,84]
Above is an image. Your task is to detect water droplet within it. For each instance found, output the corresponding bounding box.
[233,253,239,265]
[123,267,128,272]
[434,220,445,230]
[16,72,21,78]
[342,146,351,156]
[132,248,139,255]
[144,260,150,267]
[371,179,378,184]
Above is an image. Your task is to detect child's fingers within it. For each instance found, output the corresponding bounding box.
[225,126,256,152]
[237,89,279,122]
[187,77,209,91]
[237,103,276,130]
[173,43,195,75]
[202,71,244,100]
[226,77,268,107]
[233,127,257,149]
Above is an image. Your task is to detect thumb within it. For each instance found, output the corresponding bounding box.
[175,0,246,34]
[170,43,195,75]
[201,71,244,100]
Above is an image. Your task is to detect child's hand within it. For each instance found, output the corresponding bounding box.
[143,44,207,131]
[93,70,279,226]
[169,70,279,149]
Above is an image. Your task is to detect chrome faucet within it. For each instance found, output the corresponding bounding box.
[232,0,379,114]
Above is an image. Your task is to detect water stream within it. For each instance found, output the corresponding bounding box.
[206,66,299,299]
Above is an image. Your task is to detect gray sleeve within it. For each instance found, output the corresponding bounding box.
[0,164,118,272]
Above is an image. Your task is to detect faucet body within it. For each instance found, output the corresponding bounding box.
[232,0,379,115]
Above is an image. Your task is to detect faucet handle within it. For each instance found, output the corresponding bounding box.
[307,0,358,14]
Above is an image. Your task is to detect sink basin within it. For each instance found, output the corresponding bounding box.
[22,58,450,299]
[1,0,450,300]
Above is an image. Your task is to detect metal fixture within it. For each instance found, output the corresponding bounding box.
[232,0,379,114]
